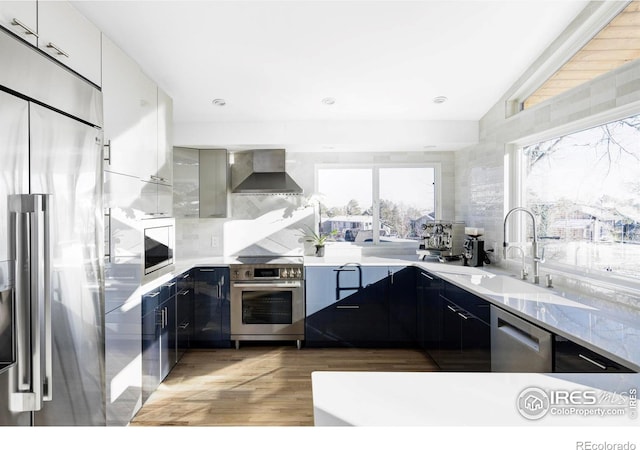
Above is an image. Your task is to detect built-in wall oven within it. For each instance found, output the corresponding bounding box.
[230,256,304,349]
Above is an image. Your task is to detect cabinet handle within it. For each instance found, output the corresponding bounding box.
[578,353,607,370]
[46,42,69,58]
[336,305,359,309]
[458,312,471,320]
[11,18,38,37]
[182,273,190,279]
[179,289,191,296]
[178,321,189,330]
[421,272,434,280]
[446,305,459,313]
[199,268,215,272]
[217,283,221,298]
[104,208,111,263]
[103,140,111,164]
[147,291,160,298]
[165,282,177,287]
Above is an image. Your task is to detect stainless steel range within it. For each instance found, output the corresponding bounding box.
[230,256,304,349]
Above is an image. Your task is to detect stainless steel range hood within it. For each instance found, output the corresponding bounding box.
[232,149,303,194]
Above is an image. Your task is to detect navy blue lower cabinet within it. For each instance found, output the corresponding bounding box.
[141,284,168,403]
[388,266,417,345]
[141,302,159,404]
[416,269,444,351]
[176,270,194,361]
[437,281,491,371]
[159,292,176,381]
[553,335,634,373]
[305,265,390,346]
[193,267,231,348]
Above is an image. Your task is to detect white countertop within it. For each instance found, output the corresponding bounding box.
[312,371,640,426]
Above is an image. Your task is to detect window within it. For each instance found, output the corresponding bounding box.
[522,113,640,281]
[316,166,436,244]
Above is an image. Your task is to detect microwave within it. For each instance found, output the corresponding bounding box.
[143,217,175,281]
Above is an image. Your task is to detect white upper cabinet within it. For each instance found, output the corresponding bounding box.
[156,87,173,186]
[102,35,141,177]
[102,35,173,190]
[136,71,160,183]
[102,35,155,179]
[0,1,38,46]
[37,1,101,86]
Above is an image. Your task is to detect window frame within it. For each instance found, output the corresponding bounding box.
[314,162,442,246]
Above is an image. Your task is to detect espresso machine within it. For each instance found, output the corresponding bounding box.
[417,221,465,261]
[463,227,486,267]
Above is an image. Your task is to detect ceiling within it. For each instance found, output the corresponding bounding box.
[72,0,592,126]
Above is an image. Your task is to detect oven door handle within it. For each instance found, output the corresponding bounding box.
[232,282,302,289]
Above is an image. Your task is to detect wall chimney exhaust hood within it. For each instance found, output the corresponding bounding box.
[232,149,303,194]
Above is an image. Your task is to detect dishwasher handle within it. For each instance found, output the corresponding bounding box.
[490,306,552,372]
[496,318,540,352]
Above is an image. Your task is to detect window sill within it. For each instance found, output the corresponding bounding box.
[501,258,640,311]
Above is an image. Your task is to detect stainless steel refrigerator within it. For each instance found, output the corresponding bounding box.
[0,28,105,426]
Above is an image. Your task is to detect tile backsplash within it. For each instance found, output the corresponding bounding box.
[175,149,456,259]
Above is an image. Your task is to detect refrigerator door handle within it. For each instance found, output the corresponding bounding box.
[9,194,53,411]
[40,195,52,402]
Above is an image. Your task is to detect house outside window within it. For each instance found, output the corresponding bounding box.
[316,166,437,244]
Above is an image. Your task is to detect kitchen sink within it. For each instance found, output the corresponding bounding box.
[466,273,597,309]
[470,274,546,294]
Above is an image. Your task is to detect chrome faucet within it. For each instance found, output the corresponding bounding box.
[503,207,545,284]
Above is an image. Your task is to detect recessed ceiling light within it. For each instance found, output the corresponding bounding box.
[321,97,336,105]
[212,98,226,106]
[432,96,448,104]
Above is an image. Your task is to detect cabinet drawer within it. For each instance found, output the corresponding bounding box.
[554,336,634,373]
[441,282,490,324]
[142,284,171,316]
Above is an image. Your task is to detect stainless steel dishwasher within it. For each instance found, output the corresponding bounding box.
[491,306,552,372]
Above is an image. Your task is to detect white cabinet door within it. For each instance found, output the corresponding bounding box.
[0,1,37,46]
[136,70,159,183]
[156,87,173,186]
[37,1,101,86]
[102,35,157,179]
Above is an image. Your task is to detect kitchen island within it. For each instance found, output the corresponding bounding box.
[311,371,640,426]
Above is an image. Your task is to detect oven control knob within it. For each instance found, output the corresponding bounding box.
[282,268,289,278]
[296,269,302,278]
[245,270,251,278]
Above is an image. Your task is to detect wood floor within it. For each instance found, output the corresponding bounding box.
[130,345,439,426]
